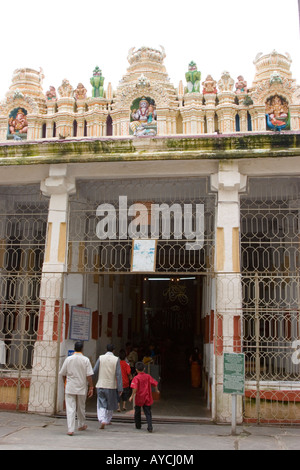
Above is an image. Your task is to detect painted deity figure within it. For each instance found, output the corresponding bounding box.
[90,66,104,98]
[131,97,151,124]
[8,108,28,134]
[235,75,248,94]
[147,104,155,123]
[266,95,289,131]
[74,83,87,100]
[202,75,217,94]
[185,61,201,93]
[46,86,57,101]
[130,97,157,136]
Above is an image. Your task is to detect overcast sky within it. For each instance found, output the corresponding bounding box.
[0,0,299,100]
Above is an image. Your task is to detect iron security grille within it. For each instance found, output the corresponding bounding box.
[240,177,300,423]
[0,185,48,410]
[68,177,216,274]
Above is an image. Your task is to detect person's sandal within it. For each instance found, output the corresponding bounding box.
[78,425,87,431]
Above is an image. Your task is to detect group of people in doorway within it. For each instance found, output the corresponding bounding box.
[59,341,159,436]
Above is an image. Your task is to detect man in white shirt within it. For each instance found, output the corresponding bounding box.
[59,341,94,436]
[93,344,123,429]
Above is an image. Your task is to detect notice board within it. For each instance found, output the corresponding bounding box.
[70,306,91,341]
[223,353,245,395]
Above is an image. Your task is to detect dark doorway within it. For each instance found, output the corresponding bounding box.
[139,275,208,419]
[106,115,113,136]
[87,274,210,420]
[141,276,200,383]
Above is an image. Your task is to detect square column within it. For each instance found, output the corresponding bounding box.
[28,165,75,414]
[211,163,247,423]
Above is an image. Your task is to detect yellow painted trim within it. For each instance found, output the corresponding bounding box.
[58,222,67,263]
[232,227,240,272]
[45,223,52,262]
[216,227,224,271]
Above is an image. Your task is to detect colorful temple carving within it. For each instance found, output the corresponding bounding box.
[0,47,299,141]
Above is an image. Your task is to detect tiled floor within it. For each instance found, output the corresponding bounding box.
[150,379,211,420]
[87,372,212,422]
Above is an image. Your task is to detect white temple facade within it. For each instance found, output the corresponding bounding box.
[0,47,300,425]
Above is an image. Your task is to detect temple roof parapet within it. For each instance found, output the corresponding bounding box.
[0,47,299,141]
[253,50,293,85]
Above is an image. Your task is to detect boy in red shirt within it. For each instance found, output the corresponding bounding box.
[129,361,159,432]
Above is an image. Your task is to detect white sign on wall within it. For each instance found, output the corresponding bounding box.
[70,306,91,341]
[131,239,157,272]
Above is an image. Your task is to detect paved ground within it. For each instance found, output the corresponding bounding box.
[1,410,300,453]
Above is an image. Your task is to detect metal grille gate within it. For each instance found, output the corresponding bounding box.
[240,176,300,423]
[68,177,216,274]
[0,184,49,411]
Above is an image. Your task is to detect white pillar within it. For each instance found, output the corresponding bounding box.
[211,162,247,423]
[28,164,75,414]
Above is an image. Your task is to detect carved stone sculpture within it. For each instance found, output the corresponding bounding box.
[58,79,74,98]
[185,61,201,93]
[74,83,87,100]
[202,75,217,94]
[235,76,248,94]
[130,96,157,136]
[266,94,289,131]
[90,66,104,98]
[218,71,234,92]
[8,108,28,134]
[46,86,57,101]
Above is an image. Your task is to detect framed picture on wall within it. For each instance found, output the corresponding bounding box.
[131,239,157,272]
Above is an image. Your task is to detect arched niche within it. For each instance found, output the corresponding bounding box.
[265,94,290,131]
[129,96,157,136]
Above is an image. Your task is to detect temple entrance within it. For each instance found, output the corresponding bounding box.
[140,274,209,419]
[140,275,200,387]
[68,176,216,420]
[86,273,211,420]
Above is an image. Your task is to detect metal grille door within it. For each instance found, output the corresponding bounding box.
[0,185,48,411]
[241,177,300,423]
